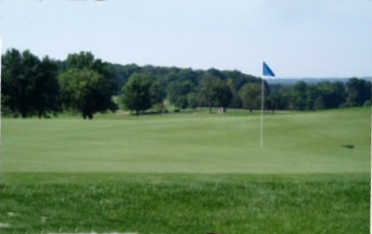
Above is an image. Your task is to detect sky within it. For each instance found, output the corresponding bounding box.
[0,0,371,78]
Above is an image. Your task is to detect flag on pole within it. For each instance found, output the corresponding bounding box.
[263,62,275,77]
[260,61,275,149]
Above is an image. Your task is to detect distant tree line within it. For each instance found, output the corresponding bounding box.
[266,79,371,112]
[1,49,371,118]
[115,64,268,114]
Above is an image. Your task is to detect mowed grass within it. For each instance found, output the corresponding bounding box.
[0,108,370,233]
[1,108,370,173]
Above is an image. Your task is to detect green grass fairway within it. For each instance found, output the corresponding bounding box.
[0,108,370,233]
[1,108,370,173]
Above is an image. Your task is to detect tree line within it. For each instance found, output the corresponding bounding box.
[2,49,117,119]
[267,79,371,112]
[1,49,371,119]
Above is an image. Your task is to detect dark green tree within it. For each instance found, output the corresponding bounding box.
[227,79,242,108]
[1,49,28,117]
[345,78,371,106]
[1,49,60,118]
[150,80,166,113]
[198,75,218,112]
[3,50,39,117]
[65,51,117,94]
[239,83,261,112]
[316,82,345,109]
[214,79,232,113]
[314,96,325,110]
[267,91,287,113]
[292,81,308,110]
[58,68,117,119]
[168,81,193,110]
[198,76,233,113]
[120,74,153,115]
[33,56,61,118]
[187,92,199,109]
[306,85,320,110]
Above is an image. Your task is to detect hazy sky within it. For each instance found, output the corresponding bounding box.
[0,0,371,77]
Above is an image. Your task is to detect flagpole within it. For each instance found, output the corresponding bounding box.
[261,62,275,149]
[260,76,264,149]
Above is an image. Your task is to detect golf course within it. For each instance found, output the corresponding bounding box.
[0,107,370,233]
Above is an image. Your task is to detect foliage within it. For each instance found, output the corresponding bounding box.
[227,79,242,108]
[1,49,60,118]
[187,92,199,109]
[33,57,61,117]
[268,80,370,111]
[59,52,118,119]
[58,68,117,119]
[107,64,260,110]
[149,80,167,112]
[120,74,154,114]
[314,95,326,110]
[266,91,287,113]
[198,75,218,111]
[214,79,233,111]
[2,48,371,118]
[239,82,261,112]
[292,81,308,110]
[345,78,371,106]
[168,80,193,109]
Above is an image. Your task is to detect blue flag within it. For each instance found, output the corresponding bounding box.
[263,62,275,77]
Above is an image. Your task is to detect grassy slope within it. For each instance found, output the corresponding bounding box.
[0,108,370,233]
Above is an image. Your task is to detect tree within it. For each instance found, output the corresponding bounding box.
[345,78,371,106]
[227,79,242,108]
[58,51,118,119]
[292,81,308,110]
[65,51,117,94]
[58,68,117,119]
[267,92,284,113]
[306,85,320,110]
[168,80,193,110]
[120,74,153,115]
[33,56,61,118]
[149,80,166,112]
[239,83,261,112]
[267,85,292,111]
[1,49,29,117]
[1,49,60,118]
[187,92,199,109]
[198,75,218,112]
[214,79,232,113]
[198,76,233,113]
[316,82,345,109]
[314,96,325,110]
[110,63,141,94]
